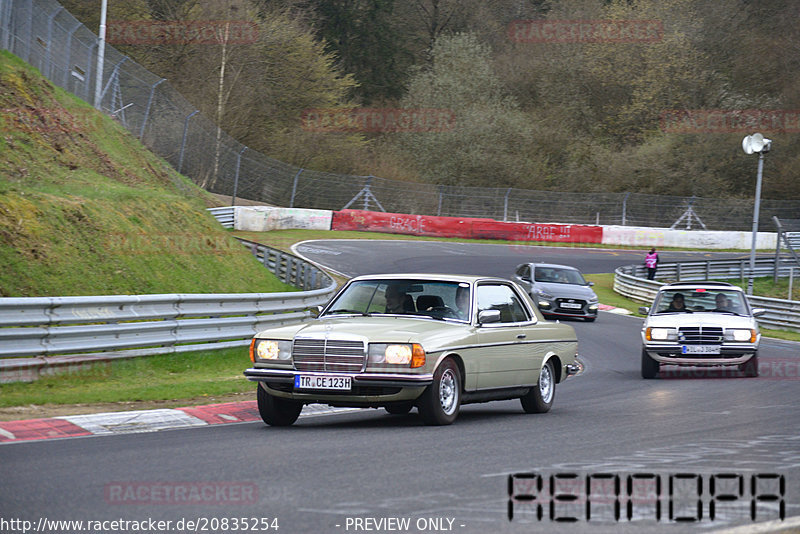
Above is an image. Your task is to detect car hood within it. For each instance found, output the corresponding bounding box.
[255,315,474,352]
[644,313,757,330]
[534,282,597,300]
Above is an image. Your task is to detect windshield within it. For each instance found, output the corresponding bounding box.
[652,288,748,314]
[323,279,471,321]
[533,266,587,285]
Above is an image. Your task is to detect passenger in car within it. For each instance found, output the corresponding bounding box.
[714,293,732,311]
[666,293,687,312]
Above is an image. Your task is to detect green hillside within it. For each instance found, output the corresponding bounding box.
[0,50,293,297]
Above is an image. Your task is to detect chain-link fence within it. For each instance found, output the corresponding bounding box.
[3,0,799,231]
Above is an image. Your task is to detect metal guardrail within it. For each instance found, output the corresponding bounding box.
[614,258,800,332]
[0,241,337,382]
[208,207,235,229]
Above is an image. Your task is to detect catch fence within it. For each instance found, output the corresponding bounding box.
[2,0,800,230]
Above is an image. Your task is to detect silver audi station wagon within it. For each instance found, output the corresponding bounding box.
[639,281,764,379]
[245,274,582,426]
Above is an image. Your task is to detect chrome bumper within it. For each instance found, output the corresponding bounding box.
[244,368,434,388]
[566,357,584,377]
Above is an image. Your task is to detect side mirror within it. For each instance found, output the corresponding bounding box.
[587,281,595,287]
[638,306,650,315]
[521,275,531,282]
[478,309,502,324]
[309,305,323,318]
[752,308,766,317]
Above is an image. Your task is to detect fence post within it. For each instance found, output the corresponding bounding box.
[44,6,63,79]
[62,20,83,88]
[622,192,630,226]
[139,78,165,140]
[0,0,11,50]
[84,41,97,100]
[437,185,444,216]
[503,188,511,222]
[231,146,247,206]
[289,168,303,208]
[178,110,199,173]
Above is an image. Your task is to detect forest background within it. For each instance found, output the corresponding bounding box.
[59,0,800,200]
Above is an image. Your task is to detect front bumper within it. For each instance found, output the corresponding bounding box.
[244,368,433,405]
[643,345,757,366]
[244,368,433,387]
[565,356,584,377]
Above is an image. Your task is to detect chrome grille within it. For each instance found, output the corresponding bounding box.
[292,338,366,373]
[678,327,724,345]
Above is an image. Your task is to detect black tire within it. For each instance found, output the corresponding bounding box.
[585,317,596,322]
[739,352,759,377]
[521,359,556,413]
[641,348,659,379]
[418,358,461,426]
[257,384,303,426]
[384,402,414,415]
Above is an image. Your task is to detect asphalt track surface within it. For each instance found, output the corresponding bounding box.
[2,241,798,534]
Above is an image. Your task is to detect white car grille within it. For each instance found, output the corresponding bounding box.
[292,338,366,373]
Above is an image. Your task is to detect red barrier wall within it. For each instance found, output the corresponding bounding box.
[331,210,603,244]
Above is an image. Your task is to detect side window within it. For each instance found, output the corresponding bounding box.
[476,284,531,323]
[516,265,530,280]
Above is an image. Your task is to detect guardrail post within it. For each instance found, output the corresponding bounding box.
[676,263,681,281]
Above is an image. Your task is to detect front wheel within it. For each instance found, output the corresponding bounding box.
[641,348,659,379]
[521,359,555,413]
[257,384,303,426]
[418,358,461,425]
[739,352,759,377]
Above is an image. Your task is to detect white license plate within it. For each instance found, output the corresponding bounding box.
[681,345,721,355]
[561,302,583,309]
[294,374,352,391]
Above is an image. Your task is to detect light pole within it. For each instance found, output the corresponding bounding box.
[742,133,772,295]
[93,0,108,109]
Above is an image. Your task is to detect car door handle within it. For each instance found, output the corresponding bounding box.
[517,334,526,339]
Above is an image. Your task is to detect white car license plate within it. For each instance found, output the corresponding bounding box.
[561,302,583,309]
[295,375,352,391]
[681,345,721,355]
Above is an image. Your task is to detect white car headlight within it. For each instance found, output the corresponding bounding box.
[368,343,426,367]
[646,327,677,341]
[255,339,292,361]
[725,329,757,343]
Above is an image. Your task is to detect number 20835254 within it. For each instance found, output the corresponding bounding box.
[507,473,786,523]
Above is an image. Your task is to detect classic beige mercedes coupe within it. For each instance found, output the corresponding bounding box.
[245,274,582,426]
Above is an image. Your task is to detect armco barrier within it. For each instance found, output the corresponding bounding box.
[0,240,337,382]
[614,259,800,332]
[331,209,603,243]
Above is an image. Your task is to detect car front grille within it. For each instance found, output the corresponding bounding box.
[678,327,724,345]
[292,338,366,373]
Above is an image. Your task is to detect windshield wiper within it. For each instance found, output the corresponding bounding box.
[326,309,369,316]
